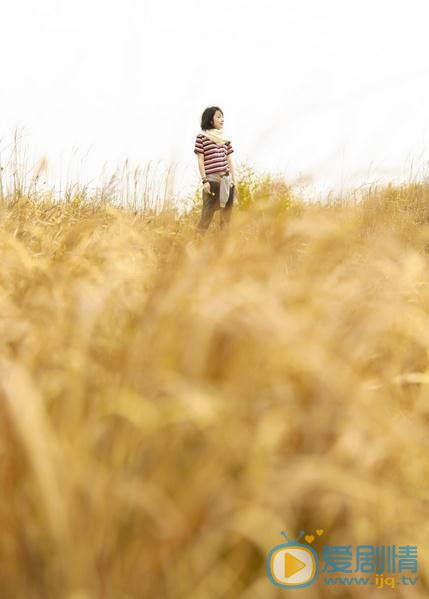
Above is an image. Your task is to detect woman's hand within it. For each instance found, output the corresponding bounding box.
[203,181,211,194]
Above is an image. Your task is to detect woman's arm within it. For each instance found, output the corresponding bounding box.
[197,153,211,192]
[227,155,237,185]
[197,154,207,180]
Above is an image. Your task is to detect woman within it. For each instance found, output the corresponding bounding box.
[194,106,237,232]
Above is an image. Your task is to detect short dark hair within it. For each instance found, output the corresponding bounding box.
[200,106,223,130]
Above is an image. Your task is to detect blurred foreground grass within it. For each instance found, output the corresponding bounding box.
[0,174,429,598]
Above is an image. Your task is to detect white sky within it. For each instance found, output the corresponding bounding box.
[1,0,429,204]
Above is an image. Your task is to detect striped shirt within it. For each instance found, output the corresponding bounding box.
[194,133,234,175]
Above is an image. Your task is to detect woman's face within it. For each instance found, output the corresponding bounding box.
[212,110,224,129]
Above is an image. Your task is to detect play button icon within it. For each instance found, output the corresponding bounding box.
[267,544,318,588]
[285,551,307,578]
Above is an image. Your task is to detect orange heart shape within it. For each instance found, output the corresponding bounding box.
[316,529,324,536]
[305,535,315,543]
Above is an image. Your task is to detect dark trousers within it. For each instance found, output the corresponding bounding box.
[197,179,235,232]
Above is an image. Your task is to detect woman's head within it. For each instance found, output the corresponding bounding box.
[201,106,224,130]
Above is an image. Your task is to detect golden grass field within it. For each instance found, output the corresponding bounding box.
[0,161,428,598]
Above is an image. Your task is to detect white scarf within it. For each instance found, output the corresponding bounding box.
[201,128,231,145]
